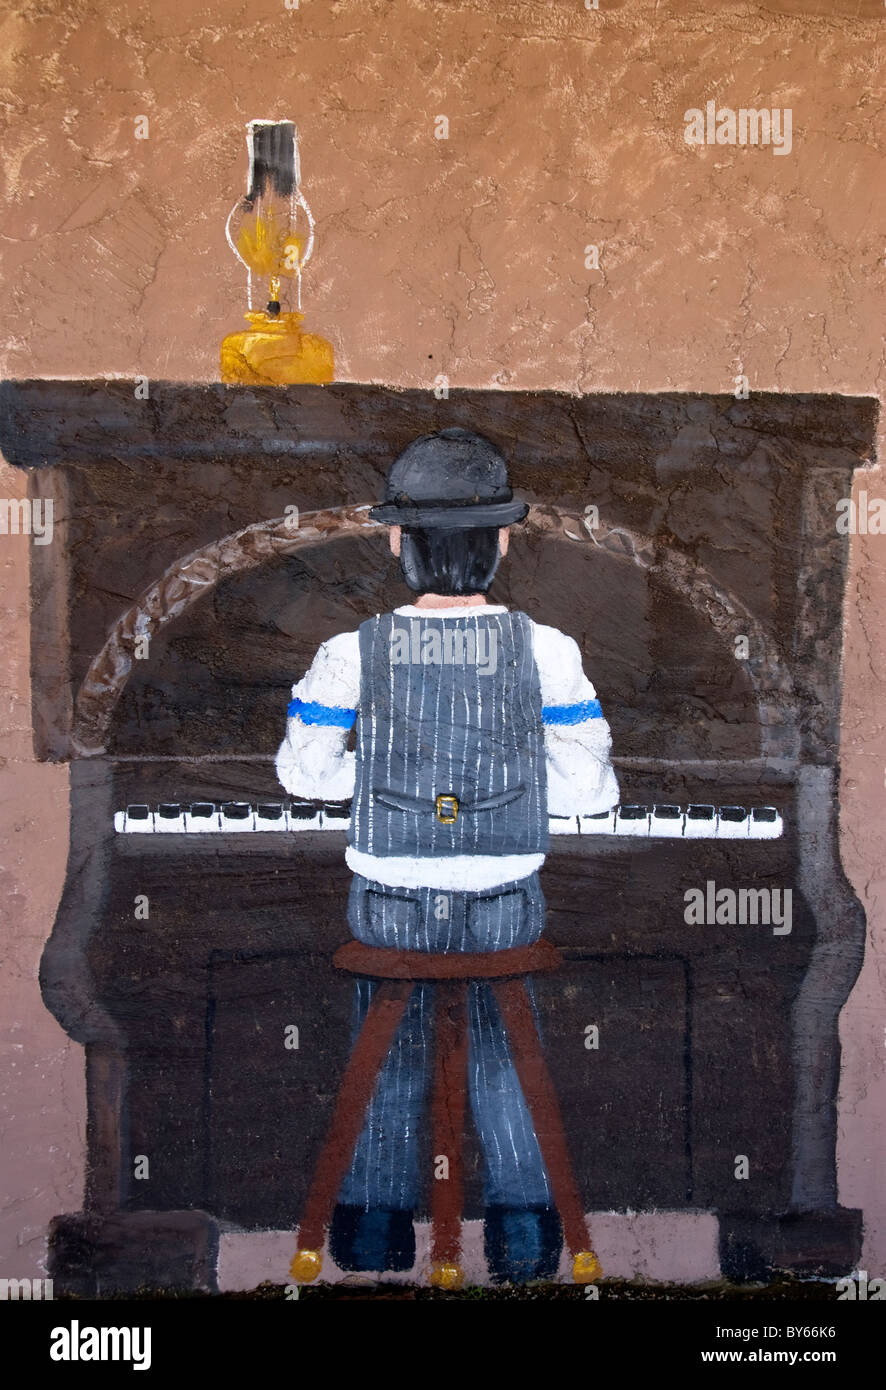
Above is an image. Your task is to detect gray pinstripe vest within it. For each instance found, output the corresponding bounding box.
[350,610,549,858]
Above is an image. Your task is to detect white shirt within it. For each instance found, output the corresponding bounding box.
[275,604,620,890]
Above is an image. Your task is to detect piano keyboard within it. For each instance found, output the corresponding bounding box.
[113,802,784,839]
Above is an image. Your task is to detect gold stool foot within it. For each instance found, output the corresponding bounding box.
[429,1262,465,1291]
[290,1249,322,1283]
[573,1249,603,1283]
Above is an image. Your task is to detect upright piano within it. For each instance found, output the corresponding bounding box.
[0,381,872,1291]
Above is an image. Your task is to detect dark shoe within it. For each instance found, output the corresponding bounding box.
[328,1203,415,1273]
[484,1205,562,1284]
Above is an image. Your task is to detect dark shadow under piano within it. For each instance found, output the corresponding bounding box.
[0,381,874,1292]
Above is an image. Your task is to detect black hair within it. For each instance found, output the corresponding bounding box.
[398,526,502,595]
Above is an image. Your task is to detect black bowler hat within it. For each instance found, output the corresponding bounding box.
[369,427,529,529]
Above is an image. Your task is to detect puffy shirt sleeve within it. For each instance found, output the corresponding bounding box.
[530,621,620,817]
[274,630,361,801]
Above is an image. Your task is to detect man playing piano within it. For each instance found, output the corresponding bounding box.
[276,427,619,1284]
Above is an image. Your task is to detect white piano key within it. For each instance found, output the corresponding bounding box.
[155,803,187,833]
[549,815,580,835]
[651,804,685,838]
[579,810,615,836]
[684,804,716,839]
[716,805,750,839]
[185,802,220,832]
[614,805,651,837]
[220,801,256,832]
[321,802,352,830]
[286,800,323,832]
[124,804,154,833]
[114,810,126,833]
[750,805,782,839]
[255,802,286,831]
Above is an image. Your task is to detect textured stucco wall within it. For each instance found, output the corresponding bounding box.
[1,0,885,1282]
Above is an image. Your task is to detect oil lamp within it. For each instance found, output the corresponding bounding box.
[220,119,334,385]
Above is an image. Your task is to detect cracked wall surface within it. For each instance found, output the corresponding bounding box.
[1,0,885,1281]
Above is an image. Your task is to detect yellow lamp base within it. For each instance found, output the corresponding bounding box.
[221,311,334,386]
[290,1248,323,1283]
[429,1262,465,1291]
[573,1249,602,1283]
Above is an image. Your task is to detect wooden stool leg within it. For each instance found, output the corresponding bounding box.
[291,979,413,1281]
[492,977,602,1283]
[429,980,468,1289]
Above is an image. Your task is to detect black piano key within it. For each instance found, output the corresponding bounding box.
[752,806,778,822]
[322,802,351,820]
[289,800,318,821]
[221,802,251,820]
[653,804,681,819]
[719,805,748,822]
[687,804,715,820]
[158,804,182,819]
[126,805,150,820]
[189,803,215,818]
[619,805,649,820]
[257,803,284,820]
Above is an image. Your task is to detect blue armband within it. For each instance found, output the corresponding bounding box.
[287,697,357,728]
[542,698,603,726]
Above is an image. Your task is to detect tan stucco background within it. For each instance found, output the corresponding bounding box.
[1,0,885,1282]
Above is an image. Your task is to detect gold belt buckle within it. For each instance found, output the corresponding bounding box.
[436,793,459,825]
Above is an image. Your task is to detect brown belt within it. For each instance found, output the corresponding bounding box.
[333,937,562,980]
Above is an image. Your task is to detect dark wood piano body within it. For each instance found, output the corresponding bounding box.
[0,381,873,1291]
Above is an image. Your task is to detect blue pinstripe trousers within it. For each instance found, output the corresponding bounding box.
[337,872,554,1211]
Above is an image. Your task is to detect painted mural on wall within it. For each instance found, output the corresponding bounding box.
[0,380,872,1300]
